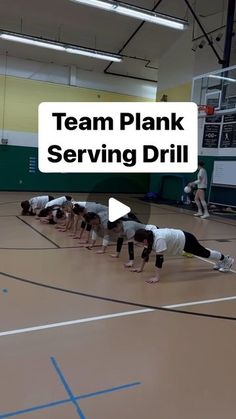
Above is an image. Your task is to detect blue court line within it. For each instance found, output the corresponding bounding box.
[50,356,86,419]
[0,381,141,418]
[0,398,70,418]
[76,381,141,400]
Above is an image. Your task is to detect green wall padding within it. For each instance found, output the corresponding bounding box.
[150,156,236,202]
[0,145,149,193]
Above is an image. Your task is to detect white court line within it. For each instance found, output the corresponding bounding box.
[164,295,236,308]
[0,253,235,338]
[1,294,236,337]
[0,309,153,337]
[195,255,236,274]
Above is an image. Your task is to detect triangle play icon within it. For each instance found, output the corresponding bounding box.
[108,198,131,222]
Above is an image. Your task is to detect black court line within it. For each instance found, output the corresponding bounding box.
[16,216,60,248]
[168,210,236,228]
[60,244,110,249]
[0,244,116,250]
[197,238,236,242]
[1,270,236,322]
[132,199,236,228]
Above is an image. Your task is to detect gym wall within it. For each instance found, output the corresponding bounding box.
[156,82,192,102]
[0,75,150,193]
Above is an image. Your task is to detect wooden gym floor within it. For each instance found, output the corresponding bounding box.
[0,192,236,419]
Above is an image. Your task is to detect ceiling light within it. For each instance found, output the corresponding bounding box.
[0,33,66,51]
[116,5,186,29]
[66,47,121,61]
[71,0,116,10]
[70,0,188,30]
[0,31,122,62]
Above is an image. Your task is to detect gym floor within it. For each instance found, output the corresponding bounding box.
[0,192,236,419]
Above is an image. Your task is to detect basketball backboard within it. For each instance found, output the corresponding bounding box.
[192,65,236,113]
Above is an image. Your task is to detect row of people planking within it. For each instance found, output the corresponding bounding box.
[20,195,234,283]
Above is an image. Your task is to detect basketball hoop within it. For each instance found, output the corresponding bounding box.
[198,104,215,116]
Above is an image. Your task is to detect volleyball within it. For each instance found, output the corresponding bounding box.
[184,185,191,194]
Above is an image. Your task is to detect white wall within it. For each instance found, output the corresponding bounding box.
[157,28,195,91]
[157,9,236,91]
[0,54,157,100]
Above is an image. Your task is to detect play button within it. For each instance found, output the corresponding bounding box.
[108,197,131,222]
[86,175,152,237]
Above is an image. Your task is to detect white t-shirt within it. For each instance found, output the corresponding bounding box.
[122,221,146,240]
[145,224,159,233]
[29,195,49,211]
[195,168,207,189]
[45,196,68,208]
[73,201,108,215]
[146,227,186,255]
[72,201,88,207]
[91,208,109,246]
[83,202,107,214]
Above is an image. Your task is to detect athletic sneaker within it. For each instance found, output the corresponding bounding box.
[213,260,224,270]
[194,212,203,217]
[218,256,234,272]
[201,213,210,219]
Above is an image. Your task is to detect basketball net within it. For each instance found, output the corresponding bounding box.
[198,104,215,116]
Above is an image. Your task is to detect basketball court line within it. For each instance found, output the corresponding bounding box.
[0,381,141,419]
[0,355,141,418]
[16,216,60,248]
[195,238,236,242]
[0,244,105,250]
[15,217,119,250]
[165,295,236,308]
[50,356,87,418]
[127,197,236,228]
[0,309,154,337]
[1,267,236,340]
[1,292,236,338]
[195,255,236,274]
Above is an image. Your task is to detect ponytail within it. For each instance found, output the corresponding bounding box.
[38,208,51,217]
[146,230,154,254]
[107,220,121,230]
[134,229,154,261]
[83,212,98,223]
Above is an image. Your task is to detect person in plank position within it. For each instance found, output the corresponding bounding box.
[131,226,234,283]
[107,219,156,267]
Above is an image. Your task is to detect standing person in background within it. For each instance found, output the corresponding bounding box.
[188,161,209,219]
